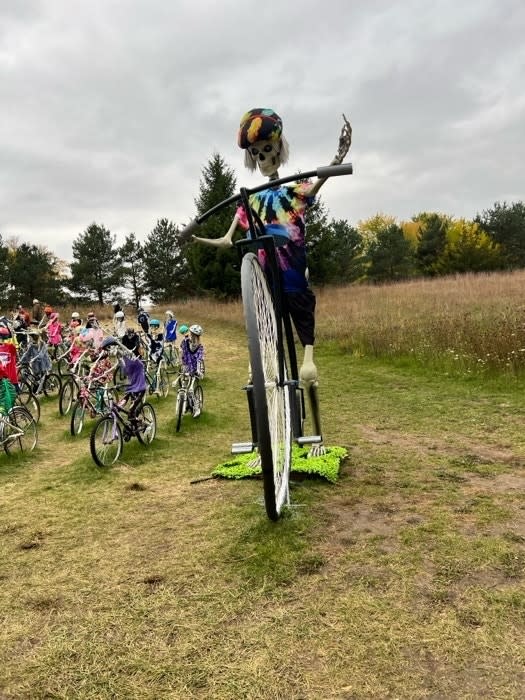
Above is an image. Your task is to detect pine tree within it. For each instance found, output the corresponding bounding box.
[367,223,414,282]
[142,219,190,303]
[414,212,450,276]
[186,153,239,298]
[306,199,364,285]
[120,233,147,308]
[69,223,122,304]
[475,201,525,268]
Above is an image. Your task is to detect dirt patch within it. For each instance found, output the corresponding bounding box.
[358,424,525,467]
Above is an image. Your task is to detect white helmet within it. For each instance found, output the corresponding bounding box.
[115,310,125,319]
[165,310,174,317]
[189,324,203,336]
[71,312,80,319]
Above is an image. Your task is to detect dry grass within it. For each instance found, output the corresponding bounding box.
[316,269,525,374]
[1,278,525,698]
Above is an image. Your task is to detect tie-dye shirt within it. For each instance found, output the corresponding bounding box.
[236,181,314,293]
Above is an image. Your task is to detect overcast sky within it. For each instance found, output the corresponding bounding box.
[1,0,524,261]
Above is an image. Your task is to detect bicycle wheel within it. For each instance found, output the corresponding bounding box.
[175,391,185,433]
[16,380,41,423]
[157,367,169,398]
[241,252,292,521]
[90,416,122,467]
[57,356,70,377]
[59,377,77,416]
[70,400,87,436]
[136,402,157,445]
[4,406,38,454]
[43,373,61,398]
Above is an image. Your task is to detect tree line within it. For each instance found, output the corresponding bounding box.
[2,153,525,307]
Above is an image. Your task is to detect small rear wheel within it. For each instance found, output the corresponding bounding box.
[90,416,122,467]
[70,401,87,436]
[158,367,169,398]
[16,380,41,423]
[136,402,157,445]
[43,373,61,398]
[59,378,77,416]
[4,406,38,454]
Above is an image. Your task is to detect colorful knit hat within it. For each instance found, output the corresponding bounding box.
[238,108,283,149]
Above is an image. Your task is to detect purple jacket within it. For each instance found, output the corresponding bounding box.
[122,357,147,393]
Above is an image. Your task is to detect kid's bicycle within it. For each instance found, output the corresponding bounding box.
[173,370,203,433]
[182,162,352,520]
[89,391,157,467]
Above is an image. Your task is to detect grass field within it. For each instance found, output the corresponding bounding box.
[1,277,525,699]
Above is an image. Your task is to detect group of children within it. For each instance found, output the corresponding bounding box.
[110,305,206,418]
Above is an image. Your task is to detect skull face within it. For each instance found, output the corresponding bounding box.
[248,139,282,177]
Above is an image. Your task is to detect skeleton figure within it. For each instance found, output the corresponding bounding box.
[194,108,352,456]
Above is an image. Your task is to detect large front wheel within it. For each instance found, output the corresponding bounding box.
[241,253,292,521]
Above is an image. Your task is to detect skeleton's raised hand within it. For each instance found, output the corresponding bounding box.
[331,113,352,165]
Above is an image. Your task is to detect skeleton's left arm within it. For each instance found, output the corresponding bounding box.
[305,114,352,198]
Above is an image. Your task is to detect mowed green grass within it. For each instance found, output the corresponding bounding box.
[1,319,525,699]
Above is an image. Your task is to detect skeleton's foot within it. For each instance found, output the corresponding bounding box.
[247,450,261,469]
[308,442,327,458]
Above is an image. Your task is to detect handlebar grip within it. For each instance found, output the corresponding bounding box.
[316,162,353,179]
[180,218,200,240]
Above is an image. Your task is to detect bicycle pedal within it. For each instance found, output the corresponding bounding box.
[296,435,322,446]
[231,442,255,455]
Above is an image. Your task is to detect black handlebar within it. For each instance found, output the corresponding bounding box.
[180,162,353,238]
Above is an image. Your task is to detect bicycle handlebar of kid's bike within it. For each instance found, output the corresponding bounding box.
[181,162,353,238]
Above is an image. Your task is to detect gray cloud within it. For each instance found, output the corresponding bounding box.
[1,0,524,260]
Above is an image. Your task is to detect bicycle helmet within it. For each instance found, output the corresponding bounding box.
[165,310,174,317]
[149,319,160,328]
[179,324,189,334]
[189,324,203,336]
[115,310,125,319]
[238,108,283,149]
[71,311,80,319]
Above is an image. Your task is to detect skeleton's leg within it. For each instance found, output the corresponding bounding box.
[300,345,326,457]
[246,361,261,467]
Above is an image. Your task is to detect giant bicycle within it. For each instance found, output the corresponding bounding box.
[182,162,353,520]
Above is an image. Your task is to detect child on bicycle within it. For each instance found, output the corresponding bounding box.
[164,310,177,343]
[122,327,141,357]
[180,324,205,418]
[45,312,63,348]
[101,336,146,424]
